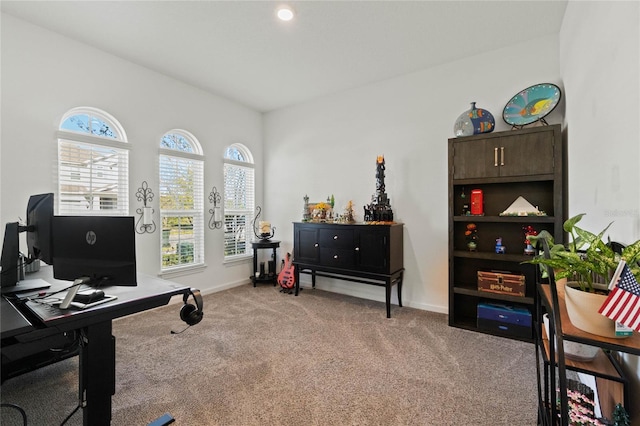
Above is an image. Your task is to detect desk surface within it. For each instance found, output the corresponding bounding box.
[2,266,191,338]
[1,297,34,339]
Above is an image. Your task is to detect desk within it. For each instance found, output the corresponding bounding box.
[1,266,194,426]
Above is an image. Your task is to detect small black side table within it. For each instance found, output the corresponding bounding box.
[250,240,280,287]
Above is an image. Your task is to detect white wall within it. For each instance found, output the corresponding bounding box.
[559,0,640,417]
[560,1,640,241]
[264,34,561,313]
[0,14,262,292]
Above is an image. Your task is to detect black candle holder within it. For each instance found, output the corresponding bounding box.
[208,186,222,230]
[252,206,275,241]
[135,181,156,234]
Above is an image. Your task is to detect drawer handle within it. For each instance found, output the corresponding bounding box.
[333,255,338,259]
[494,147,498,167]
[333,235,339,240]
[500,146,505,166]
[314,243,319,247]
[355,247,360,251]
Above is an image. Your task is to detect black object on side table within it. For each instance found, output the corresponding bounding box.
[251,240,280,287]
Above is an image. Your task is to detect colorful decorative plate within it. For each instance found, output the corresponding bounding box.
[502,83,561,126]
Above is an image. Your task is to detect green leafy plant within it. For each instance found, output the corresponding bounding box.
[525,213,640,292]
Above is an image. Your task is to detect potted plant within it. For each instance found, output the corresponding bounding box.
[526,213,640,338]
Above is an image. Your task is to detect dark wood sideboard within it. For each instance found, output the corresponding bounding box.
[292,222,404,318]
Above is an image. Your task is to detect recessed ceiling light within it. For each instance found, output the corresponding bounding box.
[276,5,295,22]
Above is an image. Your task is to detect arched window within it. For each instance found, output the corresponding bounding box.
[223,143,255,259]
[159,130,204,271]
[57,107,129,215]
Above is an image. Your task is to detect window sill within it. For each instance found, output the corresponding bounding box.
[223,254,252,265]
[159,263,207,279]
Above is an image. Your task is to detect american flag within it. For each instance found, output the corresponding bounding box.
[598,261,640,332]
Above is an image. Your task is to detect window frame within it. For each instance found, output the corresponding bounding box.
[56,107,129,216]
[223,143,255,262]
[158,130,205,275]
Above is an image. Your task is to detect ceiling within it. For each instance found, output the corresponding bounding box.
[1,1,568,112]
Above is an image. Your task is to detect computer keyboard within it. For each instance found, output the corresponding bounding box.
[25,294,118,321]
[25,299,63,321]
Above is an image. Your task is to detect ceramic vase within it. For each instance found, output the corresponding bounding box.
[453,102,495,137]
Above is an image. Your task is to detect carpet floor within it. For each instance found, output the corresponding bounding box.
[1,284,538,425]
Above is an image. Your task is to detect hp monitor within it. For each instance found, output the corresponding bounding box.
[52,216,137,286]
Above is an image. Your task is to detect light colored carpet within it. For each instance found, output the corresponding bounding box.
[1,284,538,425]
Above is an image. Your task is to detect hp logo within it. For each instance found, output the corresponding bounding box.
[85,231,97,245]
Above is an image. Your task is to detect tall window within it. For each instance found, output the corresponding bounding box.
[57,107,129,215]
[223,144,255,260]
[159,130,204,271]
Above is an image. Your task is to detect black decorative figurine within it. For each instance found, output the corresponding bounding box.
[363,155,394,222]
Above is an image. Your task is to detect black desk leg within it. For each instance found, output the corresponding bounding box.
[80,321,115,426]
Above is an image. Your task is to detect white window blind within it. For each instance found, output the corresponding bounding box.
[57,139,129,215]
[57,108,129,216]
[159,151,204,271]
[223,162,254,258]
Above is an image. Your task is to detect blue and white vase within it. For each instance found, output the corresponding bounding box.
[453,102,495,137]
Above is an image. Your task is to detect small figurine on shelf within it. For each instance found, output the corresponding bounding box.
[302,195,311,222]
[523,225,538,255]
[495,237,505,254]
[465,223,478,251]
[460,187,470,216]
[313,202,329,221]
[612,403,630,426]
[342,200,356,223]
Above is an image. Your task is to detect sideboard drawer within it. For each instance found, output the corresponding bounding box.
[320,248,355,267]
[319,228,354,249]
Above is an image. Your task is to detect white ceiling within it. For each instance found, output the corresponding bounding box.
[1,0,568,112]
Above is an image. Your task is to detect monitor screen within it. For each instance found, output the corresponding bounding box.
[26,193,54,265]
[0,222,20,288]
[52,216,137,286]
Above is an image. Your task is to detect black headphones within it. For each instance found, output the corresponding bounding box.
[179,288,203,326]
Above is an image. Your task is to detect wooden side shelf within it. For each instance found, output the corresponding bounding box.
[539,285,640,353]
[541,329,624,387]
[537,284,639,424]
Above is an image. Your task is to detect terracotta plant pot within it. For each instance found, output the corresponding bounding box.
[564,282,627,339]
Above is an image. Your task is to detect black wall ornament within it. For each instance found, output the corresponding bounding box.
[208,186,222,230]
[135,181,156,234]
